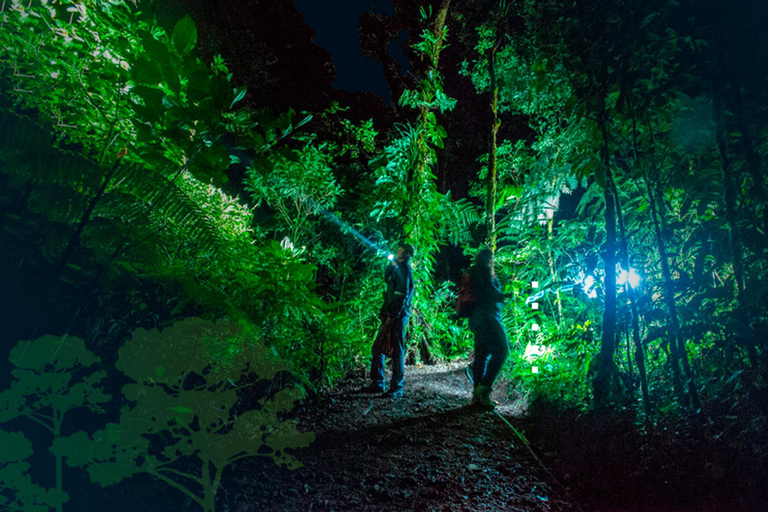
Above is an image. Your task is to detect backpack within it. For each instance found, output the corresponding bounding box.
[456,271,475,318]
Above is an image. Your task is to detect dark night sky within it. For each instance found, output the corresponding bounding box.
[292,0,402,102]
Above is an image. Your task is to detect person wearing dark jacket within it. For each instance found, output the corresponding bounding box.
[469,248,510,409]
[364,243,415,398]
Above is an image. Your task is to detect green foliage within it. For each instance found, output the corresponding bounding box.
[454,0,768,420]
[246,141,341,248]
[412,280,472,359]
[0,0,332,392]
[0,0,247,301]
[238,107,386,386]
[53,318,314,512]
[172,15,198,56]
[320,103,379,160]
[2,0,764,453]
[369,123,421,223]
[0,1,238,181]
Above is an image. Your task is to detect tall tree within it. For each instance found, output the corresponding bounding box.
[483,2,511,251]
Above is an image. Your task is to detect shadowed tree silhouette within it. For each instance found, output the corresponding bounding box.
[53,318,314,512]
[0,336,110,512]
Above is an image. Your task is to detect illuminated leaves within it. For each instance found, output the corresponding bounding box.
[245,141,341,249]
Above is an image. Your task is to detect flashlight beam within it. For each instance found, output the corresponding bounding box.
[318,209,390,256]
[257,173,392,257]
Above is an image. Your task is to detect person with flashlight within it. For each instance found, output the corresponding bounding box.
[468,248,511,410]
[363,243,416,399]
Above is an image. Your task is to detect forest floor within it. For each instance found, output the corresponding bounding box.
[219,360,768,512]
[224,361,579,512]
[70,359,768,511]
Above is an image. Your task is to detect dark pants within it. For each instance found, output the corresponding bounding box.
[470,312,509,387]
[370,314,408,393]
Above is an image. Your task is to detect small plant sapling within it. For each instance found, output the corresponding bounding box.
[53,318,314,512]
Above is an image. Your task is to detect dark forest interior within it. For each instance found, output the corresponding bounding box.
[1,0,767,510]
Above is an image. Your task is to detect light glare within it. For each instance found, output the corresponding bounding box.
[582,275,597,298]
[617,267,641,288]
[524,343,544,362]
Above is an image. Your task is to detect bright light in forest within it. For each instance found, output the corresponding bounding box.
[319,209,392,258]
[576,267,639,298]
[617,267,641,289]
[524,343,545,362]
[582,275,598,299]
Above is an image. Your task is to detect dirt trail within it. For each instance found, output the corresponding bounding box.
[226,362,579,511]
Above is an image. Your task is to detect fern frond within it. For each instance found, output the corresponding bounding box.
[0,109,104,194]
[440,196,482,245]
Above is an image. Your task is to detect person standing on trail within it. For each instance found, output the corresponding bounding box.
[363,243,416,399]
[468,248,510,410]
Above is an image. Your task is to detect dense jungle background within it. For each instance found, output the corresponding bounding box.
[1,0,767,510]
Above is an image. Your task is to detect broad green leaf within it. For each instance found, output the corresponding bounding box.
[172,16,197,55]
[132,57,163,85]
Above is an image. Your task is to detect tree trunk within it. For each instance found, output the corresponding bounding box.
[486,42,499,251]
[202,460,215,512]
[644,174,682,392]
[714,84,745,301]
[547,216,562,325]
[54,414,63,512]
[625,325,632,377]
[406,0,451,219]
[645,173,700,409]
[53,158,121,281]
[731,78,768,239]
[714,83,765,366]
[432,0,451,49]
[611,174,651,418]
[404,0,451,365]
[593,106,618,409]
[714,83,758,367]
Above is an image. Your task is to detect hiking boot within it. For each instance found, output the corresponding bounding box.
[357,383,386,394]
[381,389,403,399]
[470,386,480,405]
[471,385,495,410]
